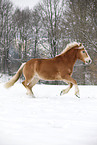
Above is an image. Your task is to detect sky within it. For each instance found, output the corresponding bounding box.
[10,0,41,9]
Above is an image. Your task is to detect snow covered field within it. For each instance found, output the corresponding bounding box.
[0,79,97,145]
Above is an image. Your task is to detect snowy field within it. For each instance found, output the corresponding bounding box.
[0,77,97,145]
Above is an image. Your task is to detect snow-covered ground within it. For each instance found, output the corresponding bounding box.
[0,78,97,145]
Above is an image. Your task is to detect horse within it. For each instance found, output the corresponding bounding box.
[5,42,92,98]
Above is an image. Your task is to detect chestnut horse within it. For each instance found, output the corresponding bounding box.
[5,42,92,98]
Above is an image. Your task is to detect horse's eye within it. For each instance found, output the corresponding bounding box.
[82,51,85,53]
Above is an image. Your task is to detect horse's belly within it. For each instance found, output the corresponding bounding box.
[38,71,62,81]
[36,59,62,80]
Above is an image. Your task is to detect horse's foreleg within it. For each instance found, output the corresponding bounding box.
[22,80,35,97]
[60,83,73,95]
[74,84,80,98]
[61,75,80,98]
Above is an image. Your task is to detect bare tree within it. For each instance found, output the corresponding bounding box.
[31,6,42,58]
[63,0,97,84]
[39,0,65,57]
[0,0,15,73]
[13,8,32,61]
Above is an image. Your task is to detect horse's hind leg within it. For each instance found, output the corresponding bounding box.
[22,80,34,97]
[28,77,39,95]
[60,83,73,95]
[22,77,39,97]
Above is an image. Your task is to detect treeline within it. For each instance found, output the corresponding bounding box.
[0,0,97,84]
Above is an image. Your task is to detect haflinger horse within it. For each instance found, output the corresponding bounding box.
[5,42,92,98]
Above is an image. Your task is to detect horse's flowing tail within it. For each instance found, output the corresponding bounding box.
[5,63,26,88]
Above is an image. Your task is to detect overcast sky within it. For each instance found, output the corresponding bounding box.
[10,0,40,9]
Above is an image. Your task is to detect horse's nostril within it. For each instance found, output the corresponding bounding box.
[85,59,92,64]
[89,59,92,63]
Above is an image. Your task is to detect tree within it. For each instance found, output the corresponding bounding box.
[0,0,15,73]
[13,8,32,61]
[63,0,97,84]
[31,6,42,58]
[39,0,65,57]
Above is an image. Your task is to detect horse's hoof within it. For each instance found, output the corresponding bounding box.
[60,91,63,96]
[60,89,69,96]
[75,94,80,98]
[30,94,35,98]
[26,92,35,98]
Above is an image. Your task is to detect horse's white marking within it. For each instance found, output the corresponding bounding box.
[75,84,80,97]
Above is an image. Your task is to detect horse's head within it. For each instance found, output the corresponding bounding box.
[76,43,92,64]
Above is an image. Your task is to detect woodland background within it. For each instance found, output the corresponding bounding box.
[0,0,97,85]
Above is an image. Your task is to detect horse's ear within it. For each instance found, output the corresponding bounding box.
[76,43,84,49]
[78,43,84,49]
[79,43,82,47]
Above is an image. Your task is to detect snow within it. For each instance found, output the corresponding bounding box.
[0,80,97,145]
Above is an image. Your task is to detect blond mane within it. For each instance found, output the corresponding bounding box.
[61,42,80,54]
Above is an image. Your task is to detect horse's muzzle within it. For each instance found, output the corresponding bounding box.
[85,59,92,64]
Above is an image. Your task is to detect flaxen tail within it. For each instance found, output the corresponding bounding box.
[5,63,26,88]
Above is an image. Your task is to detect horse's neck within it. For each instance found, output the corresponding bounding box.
[63,49,77,68]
